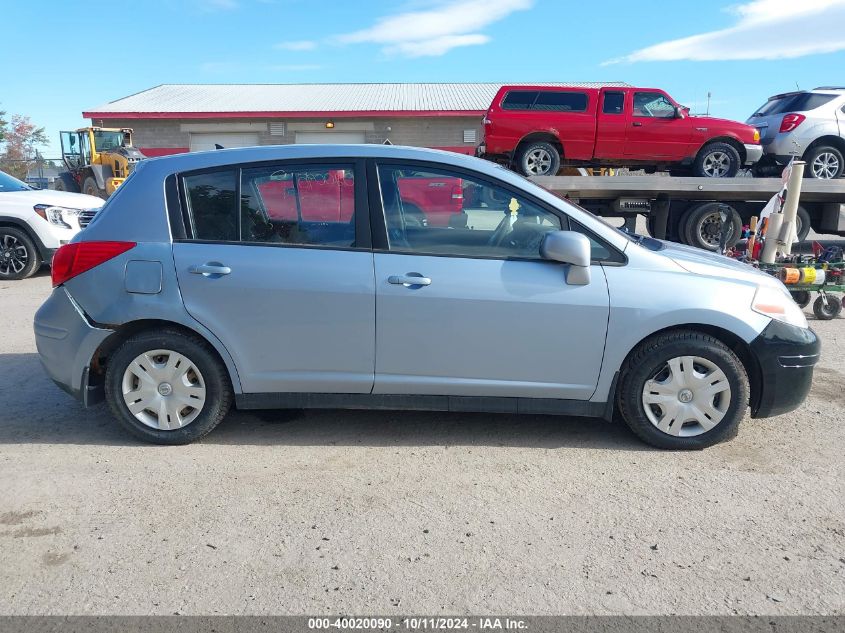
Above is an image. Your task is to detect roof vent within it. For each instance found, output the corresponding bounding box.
[270,122,286,136]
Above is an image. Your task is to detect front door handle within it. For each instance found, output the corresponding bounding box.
[388,273,431,287]
[632,122,643,127]
[189,262,231,277]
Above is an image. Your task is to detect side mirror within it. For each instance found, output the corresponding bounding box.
[674,106,685,119]
[540,231,591,285]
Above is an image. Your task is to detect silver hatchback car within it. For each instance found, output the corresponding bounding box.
[34,145,819,449]
[747,87,845,179]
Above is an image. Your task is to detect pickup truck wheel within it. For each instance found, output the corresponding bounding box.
[0,227,41,280]
[617,330,749,450]
[693,142,741,178]
[684,202,741,251]
[517,142,561,177]
[805,145,844,179]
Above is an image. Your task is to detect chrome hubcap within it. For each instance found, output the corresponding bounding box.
[525,148,553,175]
[642,355,732,437]
[0,234,28,276]
[702,151,730,177]
[812,152,840,179]
[121,349,206,430]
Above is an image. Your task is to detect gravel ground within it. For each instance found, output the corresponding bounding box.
[0,271,843,616]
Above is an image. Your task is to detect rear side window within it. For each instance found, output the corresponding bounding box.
[602,91,625,114]
[533,91,588,112]
[181,164,357,247]
[184,171,239,241]
[501,91,539,110]
[753,93,836,116]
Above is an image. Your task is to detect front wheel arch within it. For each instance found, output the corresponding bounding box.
[611,323,760,423]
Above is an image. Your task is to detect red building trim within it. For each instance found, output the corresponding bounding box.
[85,110,485,120]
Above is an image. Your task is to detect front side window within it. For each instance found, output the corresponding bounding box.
[533,91,588,112]
[633,92,676,118]
[182,164,356,247]
[377,164,561,260]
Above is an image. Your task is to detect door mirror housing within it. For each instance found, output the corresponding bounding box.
[674,106,686,119]
[540,231,592,285]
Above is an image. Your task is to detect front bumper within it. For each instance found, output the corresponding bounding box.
[34,287,113,405]
[749,320,819,418]
[744,143,764,165]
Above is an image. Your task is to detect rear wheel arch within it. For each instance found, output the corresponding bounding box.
[515,132,564,159]
[804,135,845,156]
[91,319,242,394]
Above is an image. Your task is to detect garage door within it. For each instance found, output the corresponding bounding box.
[189,132,260,152]
[295,131,367,144]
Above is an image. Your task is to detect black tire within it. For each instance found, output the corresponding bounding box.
[617,330,749,450]
[795,206,812,242]
[53,172,80,193]
[0,226,41,280]
[813,295,842,320]
[82,176,105,199]
[790,290,812,309]
[693,142,741,178]
[805,145,844,180]
[105,329,233,444]
[683,202,742,251]
[516,141,561,177]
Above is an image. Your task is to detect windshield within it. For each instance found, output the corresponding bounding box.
[93,130,125,151]
[752,93,836,117]
[0,171,32,192]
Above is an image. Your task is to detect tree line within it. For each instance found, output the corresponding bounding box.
[0,107,49,180]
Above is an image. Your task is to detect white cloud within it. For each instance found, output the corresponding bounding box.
[337,0,533,57]
[274,40,317,51]
[605,0,845,64]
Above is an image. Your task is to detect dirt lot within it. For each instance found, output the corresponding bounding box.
[1,272,843,616]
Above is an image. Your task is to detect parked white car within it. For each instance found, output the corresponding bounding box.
[0,170,103,279]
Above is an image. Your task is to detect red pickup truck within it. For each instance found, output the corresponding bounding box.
[478,85,763,178]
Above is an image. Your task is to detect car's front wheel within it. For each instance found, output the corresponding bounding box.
[617,330,749,449]
[105,329,232,444]
[0,226,41,280]
[693,142,741,178]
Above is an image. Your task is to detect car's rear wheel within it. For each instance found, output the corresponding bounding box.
[683,202,742,251]
[516,141,561,177]
[105,330,232,444]
[0,226,41,280]
[805,145,844,180]
[617,330,749,449]
[693,142,741,178]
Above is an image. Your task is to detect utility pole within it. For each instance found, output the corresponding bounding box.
[706,92,711,116]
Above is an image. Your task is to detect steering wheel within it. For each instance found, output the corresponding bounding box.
[486,213,514,248]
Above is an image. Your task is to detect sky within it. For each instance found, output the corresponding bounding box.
[4,0,845,156]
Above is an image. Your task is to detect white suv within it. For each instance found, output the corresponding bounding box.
[0,170,103,279]
[747,87,845,179]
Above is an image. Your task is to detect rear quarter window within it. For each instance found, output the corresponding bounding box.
[532,91,588,112]
[501,91,539,110]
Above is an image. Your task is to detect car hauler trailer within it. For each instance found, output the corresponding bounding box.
[531,175,845,251]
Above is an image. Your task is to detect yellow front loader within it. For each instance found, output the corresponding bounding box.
[54,127,145,199]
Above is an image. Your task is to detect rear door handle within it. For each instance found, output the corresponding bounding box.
[189,262,231,277]
[388,273,431,287]
[632,122,643,127]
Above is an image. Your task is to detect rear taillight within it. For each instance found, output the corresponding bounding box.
[482,115,491,125]
[779,113,806,133]
[51,241,135,287]
[451,183,463,201]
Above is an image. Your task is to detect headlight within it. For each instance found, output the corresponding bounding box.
[34,204,80,229]
[751,285,808,329]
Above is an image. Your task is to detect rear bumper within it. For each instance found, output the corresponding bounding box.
[749,320,819,418]
[744,143,764,165]
[33,287,113,405]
